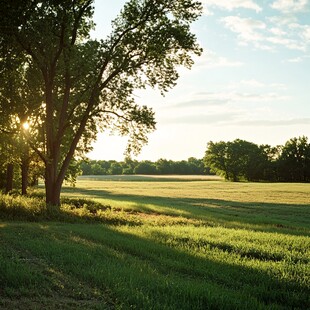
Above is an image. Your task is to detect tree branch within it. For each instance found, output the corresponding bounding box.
[22,131,47,164]
[71,0,93,46]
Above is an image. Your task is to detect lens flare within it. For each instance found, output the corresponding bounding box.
[22,122,30,130]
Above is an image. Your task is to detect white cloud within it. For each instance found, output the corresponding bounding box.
[269,27,287,36]
[164,112,238,125]
[270,83,288,90]
[229,80,288,90]
[172,90,289,109]
[268,20,310,51]
[289,23,310,41]
[303,26,310,40]
[266,35,305,50]
[221,15,310,52]
[238,118,310,126]
[194,50,244,69]
[271,0,309,13]
[228,79,265,89]
[221,16,268,48]
[161,113,310,127]
[239,79,265,88]
[268,15,297,26]
[222,91,289,102]
[285,55,310,62]
[202,0,262,13]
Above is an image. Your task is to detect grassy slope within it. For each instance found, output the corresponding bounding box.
[0,176,309,309]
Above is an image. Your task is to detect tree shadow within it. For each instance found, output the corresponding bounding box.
[0,222,308,309]
[61,186,310,236]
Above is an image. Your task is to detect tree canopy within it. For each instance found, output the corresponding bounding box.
[0,0,203,205]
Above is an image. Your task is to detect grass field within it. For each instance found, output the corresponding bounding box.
[0,176,309,309]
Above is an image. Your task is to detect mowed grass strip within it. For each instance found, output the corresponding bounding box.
[0,177,309,309]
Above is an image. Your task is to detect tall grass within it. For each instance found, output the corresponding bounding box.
[0,193,45,221]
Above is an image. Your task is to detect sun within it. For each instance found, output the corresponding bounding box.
[22,122,30,130]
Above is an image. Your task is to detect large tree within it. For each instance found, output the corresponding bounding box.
[1,0,202,206]
[204,139,268,182]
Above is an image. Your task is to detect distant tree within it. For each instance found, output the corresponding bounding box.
[204,139,269,181]
[277,136,310,182]
[121,157,137,175]
[234,140,266,181]
[134,161,157,174]
[224,140,243,181]
[187,157,205,174]
[259,144,279,181]
[122,167,133,175]
[64,159,82,186]
[99,161,112,175]
[155,158,173,174]
[109,162,123,175]
[80,160,93,175]
[204,141,230,180]
[91,163,105,175]
[172,160,190,174]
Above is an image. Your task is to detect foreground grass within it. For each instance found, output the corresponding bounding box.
[0,176,309,309]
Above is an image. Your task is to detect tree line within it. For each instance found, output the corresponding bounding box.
[81,157,210,176]
[204,136,310,182]
[1,135,309,194]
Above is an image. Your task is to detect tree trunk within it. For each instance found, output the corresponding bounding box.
[21,159,29,195]
[5,163,14,193]
[42,72,93,208]
[45,163,62,207]
[30,177,38,186]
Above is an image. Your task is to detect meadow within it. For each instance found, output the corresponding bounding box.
[0,176,309,309]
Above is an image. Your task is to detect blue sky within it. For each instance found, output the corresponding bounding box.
[88,0,310,161]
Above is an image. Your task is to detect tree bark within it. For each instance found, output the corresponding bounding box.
[45,163,62,207]
[21,158,29,195]
[43,87,96,207]
[5,163,14,193]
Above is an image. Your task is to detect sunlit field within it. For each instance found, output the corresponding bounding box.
[1,176,309,309]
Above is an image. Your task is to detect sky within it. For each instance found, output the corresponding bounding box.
[88,0,310,161]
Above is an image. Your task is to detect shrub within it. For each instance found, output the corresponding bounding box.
[0,193,46,221]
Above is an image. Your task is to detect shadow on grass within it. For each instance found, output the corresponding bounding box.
[0,222,309,309]
[61,187,310,236]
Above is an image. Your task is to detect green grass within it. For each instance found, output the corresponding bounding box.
[0,176,309,309]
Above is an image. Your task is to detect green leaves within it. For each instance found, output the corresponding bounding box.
[204,137,310,182]
[106,0,202,95]
[1,0,203,203]
[205,139,272,182]
[278,136,310,182]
